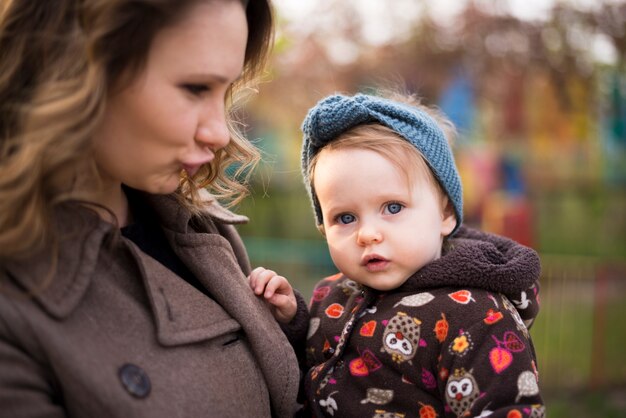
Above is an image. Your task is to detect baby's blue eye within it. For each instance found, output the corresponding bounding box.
[386,203,403,214]
[338,213,356,224]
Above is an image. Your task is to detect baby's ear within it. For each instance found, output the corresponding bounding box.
[317,224,326,237]
[441,198,457,236]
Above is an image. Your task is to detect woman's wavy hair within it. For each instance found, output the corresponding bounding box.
[0,0,273,261]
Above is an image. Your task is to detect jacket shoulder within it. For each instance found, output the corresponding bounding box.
[197,189,248,225]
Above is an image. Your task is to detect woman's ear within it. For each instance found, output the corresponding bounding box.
[317,224,326,237]
[441,198,457,236]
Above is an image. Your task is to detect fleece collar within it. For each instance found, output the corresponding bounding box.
[397,226,541,297]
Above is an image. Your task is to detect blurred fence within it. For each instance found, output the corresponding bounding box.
[533,255,626,392]
[243,237,626,395]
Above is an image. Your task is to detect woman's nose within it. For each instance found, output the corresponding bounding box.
[195,104,231,151]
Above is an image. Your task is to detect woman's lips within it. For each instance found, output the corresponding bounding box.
[182,150,215,177]
[182,159,212,177]
[182,164,202,177]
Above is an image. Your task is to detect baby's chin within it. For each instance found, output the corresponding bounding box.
[351,276,410,292]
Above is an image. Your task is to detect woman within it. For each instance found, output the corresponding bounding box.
[0,0,302,416]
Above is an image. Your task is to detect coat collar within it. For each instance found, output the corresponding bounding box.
[398,226,541,296]
[142,189,248,234]
[4,204,114,319]
[4,191,248,320]
[393,226,541,324]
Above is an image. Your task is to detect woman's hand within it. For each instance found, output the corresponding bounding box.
[248,267,297,324]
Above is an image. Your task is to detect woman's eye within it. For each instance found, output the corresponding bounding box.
[337,213,356,224]
[386,203,403,215]
[183,84,209,95]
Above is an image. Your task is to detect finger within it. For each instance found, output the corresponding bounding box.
[248,267,263,291]
[249,267,270,295]
[267,292,289,307]
[269,294,297,323]
[250,266,266,276]
[263,275,287,299]
[256,269,279,296]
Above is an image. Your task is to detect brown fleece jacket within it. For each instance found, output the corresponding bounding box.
[302,226,544,418]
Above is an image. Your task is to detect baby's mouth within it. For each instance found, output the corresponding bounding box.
[362,255,390,272]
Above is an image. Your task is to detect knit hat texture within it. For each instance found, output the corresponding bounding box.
[301,93,463,235]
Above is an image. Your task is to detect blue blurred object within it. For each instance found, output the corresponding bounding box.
[601,70,626,185]
[610,72,625,145]
[438,68,476,138]
[501,155,525,197]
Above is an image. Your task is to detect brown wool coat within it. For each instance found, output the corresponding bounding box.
[0,193,300,418]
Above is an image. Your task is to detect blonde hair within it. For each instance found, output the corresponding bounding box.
[0,0,273,262]
[309,93,457,213]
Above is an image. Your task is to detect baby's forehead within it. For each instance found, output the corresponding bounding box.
[315,143,434,181]
[317,147,436,192]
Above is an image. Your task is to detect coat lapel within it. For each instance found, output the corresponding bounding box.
[126,240,242,346]
[169,230,299,418]
[3,205,113,319]
[143,193,299,417]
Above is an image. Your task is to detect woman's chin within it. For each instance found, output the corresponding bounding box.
[135,178,181,195]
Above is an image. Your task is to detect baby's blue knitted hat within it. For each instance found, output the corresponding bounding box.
[301,93,463,236]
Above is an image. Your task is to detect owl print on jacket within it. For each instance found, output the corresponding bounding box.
[445,368,480,417]
[338,278,361,296]
[381,312,421,364]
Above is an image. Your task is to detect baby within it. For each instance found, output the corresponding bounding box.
[250,92,544,418]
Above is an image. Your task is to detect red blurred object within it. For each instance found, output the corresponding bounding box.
[501,196,534,247]
[482,193,534,248]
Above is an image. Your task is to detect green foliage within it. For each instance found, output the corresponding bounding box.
[527,254,626,393]
[535,188,626,260]
[545,389,626,418]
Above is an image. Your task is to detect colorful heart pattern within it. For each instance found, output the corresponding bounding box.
[490,346,513,374]
[360,320,377,337]
[312,286,331,302]
[307,280,543,415]
[448,290,475,304]
[434,313,449,343]
[325,303,344,319]
[484,309,504,325]
[349,349,382,377]
[349,357,370,376]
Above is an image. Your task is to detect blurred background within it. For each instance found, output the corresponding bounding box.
[236,1,626,416]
